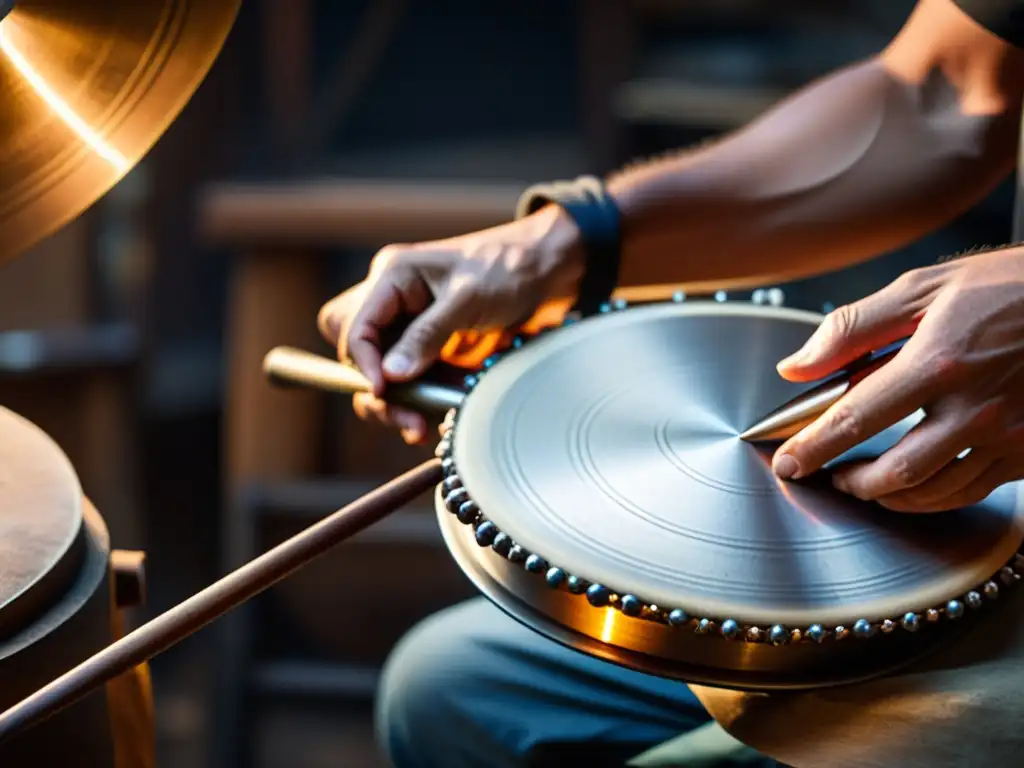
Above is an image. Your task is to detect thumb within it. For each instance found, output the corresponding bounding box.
[777,281,924,382]
[382,290,475,381]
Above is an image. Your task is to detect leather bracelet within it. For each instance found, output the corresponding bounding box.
[515,175,622,318]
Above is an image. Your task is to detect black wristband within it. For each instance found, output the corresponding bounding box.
[515,175,622,318]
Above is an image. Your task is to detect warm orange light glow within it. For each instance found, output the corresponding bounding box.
[0,21,130,172]
[600,607,619,643]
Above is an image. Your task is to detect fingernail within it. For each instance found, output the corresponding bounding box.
[383,352,412,376]
[773,453,800,480]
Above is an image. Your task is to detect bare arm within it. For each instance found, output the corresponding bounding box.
[605,0,1024,291]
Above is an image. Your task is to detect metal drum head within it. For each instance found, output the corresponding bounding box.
[438,302,1024,690]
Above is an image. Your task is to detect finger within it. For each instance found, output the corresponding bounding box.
[873,448,997,512]
[829,414,972,499]
[347,268,432,395]
[883,456,1017,512]
[352,393,428,443]
[382,287,478,382]
[777,274,932,383]
[773,352,932,479]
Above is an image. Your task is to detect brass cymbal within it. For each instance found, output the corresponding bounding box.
[0,0,239,264]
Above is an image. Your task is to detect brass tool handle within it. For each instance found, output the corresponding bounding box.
[263,346,465,414]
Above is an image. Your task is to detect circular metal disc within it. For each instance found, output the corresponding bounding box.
[452,303,1024,629]
[0,0,239,263]
[0,406,85,640]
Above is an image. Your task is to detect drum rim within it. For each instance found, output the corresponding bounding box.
[441,299,1024,649]
[435,486,979,690]
[0,406,87,640]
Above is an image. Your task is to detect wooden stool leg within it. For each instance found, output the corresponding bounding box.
[214,250,325,767]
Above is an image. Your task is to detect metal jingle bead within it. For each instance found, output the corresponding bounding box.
[853,619,875,639]
[695,618,711,634]
[482,355,500,369]
[720,619,740,640]
[566,576,587,594]
[746,627,762,643]
[434,439,451,459]
[835,626,850,640]
[667,609,689,627]
[672,291,686,303]
[456,501,480,525]
[440,456,457,477]
[512,336,525,349]
[880,619,895,634]
[507,545,527,563]
[491,532,513,556]
[444,488,469,513]
[545,567,566,588]
[1000,566,1017,586]
[463,374,478,390]
[474,521,498,547]
[620,595,642,617]
[902,612,920,632]
[966,591,983,610]
[524,554,547,574]
[984,581,999,599]
[442,474,462,494]
[769,625,788,646]
[586,584,611,607]
[946,600,965,619]
[806,624,825,643]
[926,609,941,623]
[612,298,628,311]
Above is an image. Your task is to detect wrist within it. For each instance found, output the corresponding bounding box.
[527,204,586,298]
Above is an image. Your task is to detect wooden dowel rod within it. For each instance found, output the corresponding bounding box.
[0,458,443,743]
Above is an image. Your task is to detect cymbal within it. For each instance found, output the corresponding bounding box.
[0,0,239,264]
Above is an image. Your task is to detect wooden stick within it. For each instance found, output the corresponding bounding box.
[0,458,443,743]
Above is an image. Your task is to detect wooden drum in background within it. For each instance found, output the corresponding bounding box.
[0,406,150,767]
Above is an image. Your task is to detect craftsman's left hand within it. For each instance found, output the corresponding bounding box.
[771,247,1024,512]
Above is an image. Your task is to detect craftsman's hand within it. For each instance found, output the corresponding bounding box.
[771,247,1024,512]
[317,205,583,444]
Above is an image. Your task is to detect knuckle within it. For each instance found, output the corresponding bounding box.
[826,403,864,443]
[889,454,925,489]
[824,304,858,343]
[891,268,923,293]
[920,347,964,383]
[370,245,405,273]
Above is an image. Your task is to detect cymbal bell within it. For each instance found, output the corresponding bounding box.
[0,0,239,264]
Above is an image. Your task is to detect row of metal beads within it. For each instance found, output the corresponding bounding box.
[436,294,1023,645]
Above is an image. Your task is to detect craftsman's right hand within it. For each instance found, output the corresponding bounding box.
[317,204,584,444]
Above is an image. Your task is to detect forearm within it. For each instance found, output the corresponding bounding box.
[608,57,1022,290]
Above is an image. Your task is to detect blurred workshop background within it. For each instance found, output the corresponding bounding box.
[0,1,1013,766]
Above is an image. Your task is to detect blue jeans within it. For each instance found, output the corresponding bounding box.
[375,598,776,767]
